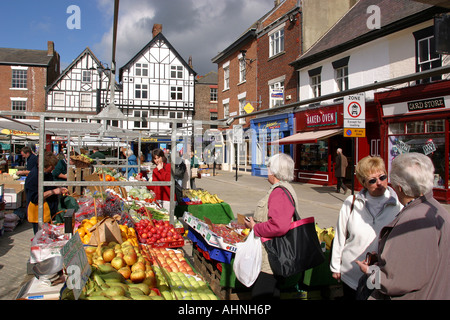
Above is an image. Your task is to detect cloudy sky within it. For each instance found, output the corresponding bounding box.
[1,0,276,76]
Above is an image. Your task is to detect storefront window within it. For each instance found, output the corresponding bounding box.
[388,120,446,188]
[299,141,328,172]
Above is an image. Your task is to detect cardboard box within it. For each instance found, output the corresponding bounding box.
[4,188,24,209]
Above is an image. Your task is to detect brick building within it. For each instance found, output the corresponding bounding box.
[0,41,60,118]
[194,71,218,130]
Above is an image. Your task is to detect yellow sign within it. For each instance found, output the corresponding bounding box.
[243,103,254,114]
[1,129,39,136]
[344,128,366,138]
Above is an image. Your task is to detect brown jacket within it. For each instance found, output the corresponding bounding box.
[373,192,450,300]
[335,153,348,178]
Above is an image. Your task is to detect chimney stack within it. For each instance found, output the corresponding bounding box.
[47,41,55,56]
[152,24,163,38]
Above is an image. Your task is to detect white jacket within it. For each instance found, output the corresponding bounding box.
[330,187,403,290]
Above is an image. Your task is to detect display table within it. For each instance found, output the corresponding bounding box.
[175,202,234,224]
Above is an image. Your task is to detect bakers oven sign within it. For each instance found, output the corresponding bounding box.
[408,97,445,112]
[306,111,337,127]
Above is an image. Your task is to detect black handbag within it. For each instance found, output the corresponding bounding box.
[262,186,325,278]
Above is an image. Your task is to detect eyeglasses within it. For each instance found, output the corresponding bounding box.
[366,174,387,185]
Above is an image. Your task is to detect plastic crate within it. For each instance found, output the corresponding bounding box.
[188,228,233,264]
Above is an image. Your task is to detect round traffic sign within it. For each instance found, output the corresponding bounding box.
[348,102,362,118]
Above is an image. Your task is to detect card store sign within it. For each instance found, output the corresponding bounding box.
[407,97,445,112]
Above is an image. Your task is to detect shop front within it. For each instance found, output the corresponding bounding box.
[250,113,295,177]
[275,103,378,187]
[376,80,450,203]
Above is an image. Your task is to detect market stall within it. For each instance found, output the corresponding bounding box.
[0,109,233,300]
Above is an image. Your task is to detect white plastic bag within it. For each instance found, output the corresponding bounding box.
[233,229,262,287]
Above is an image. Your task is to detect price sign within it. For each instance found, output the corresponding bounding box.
[60,233,91,300]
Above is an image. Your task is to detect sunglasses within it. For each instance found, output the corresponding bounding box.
[366,174,387,185]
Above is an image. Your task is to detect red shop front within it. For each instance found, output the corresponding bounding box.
[275,103,379,188]
[376,80,450,203]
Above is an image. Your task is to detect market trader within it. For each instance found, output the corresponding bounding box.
[25,151,68,234]
[16,146,37,176]
[91,146,106,163]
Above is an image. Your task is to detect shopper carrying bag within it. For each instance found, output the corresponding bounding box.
[233,229,262,287]
[244,153,321,298]
[262,186,325,278]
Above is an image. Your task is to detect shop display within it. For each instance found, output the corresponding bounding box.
[22,171,228,300]
[134,219,184,247]
[315,224,335,251]
[183,212,248,253]
[70,154,94,168]
[182,189,224,204]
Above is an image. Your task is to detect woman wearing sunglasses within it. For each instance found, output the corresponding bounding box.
[330,156,403,300]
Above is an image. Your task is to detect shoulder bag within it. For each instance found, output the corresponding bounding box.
[262,186,325,278]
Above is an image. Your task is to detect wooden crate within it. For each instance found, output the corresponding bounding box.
[191,247,254,300]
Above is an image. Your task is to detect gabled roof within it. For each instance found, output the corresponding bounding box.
[45,47,108,92]
[196,71,218,84]
[119,32,196,81]
[291,0,445,69]
[0,47,54,66]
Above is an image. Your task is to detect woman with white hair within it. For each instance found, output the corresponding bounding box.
[244,153,299,299]
[123,148,138,179]
[357,152,450,299]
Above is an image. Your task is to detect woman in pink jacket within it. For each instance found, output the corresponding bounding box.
[245,153,298,299]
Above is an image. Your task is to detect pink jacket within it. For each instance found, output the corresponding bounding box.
[253,188,295,238]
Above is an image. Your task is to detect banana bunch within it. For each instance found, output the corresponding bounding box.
[315,224,335,250]
[183,189,224,204]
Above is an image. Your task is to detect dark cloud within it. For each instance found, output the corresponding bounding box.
[94,0,275,76]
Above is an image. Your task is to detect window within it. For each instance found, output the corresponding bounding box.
[223,65,230,90]
[239,56,246,83]
[210,112,218,129]
[54,92,65,107]
[11,100,26,119]
[11,69,27,88]
[134,110,149,128]
[170,66,183,79]
[135,63,148,77]
[82,70,91,83]
[332,56,350,92]
[135,84,148,99]
[170,86,183,100]
[311,75,321,98]
[80,93,91,110]
[223,101,229,119]
[239,98,246,124]
[210,88,218,102]
[335,66,348,91]
[414,26,441,84]
[269,28,284,57]
[269,81,284,108]
[169,111,183,129]
[308,67,322,98]
[388,119,446,188]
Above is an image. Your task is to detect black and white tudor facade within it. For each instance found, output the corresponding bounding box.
[46,31,196,137]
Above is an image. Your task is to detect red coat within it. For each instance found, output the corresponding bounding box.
[149,163,172,201]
